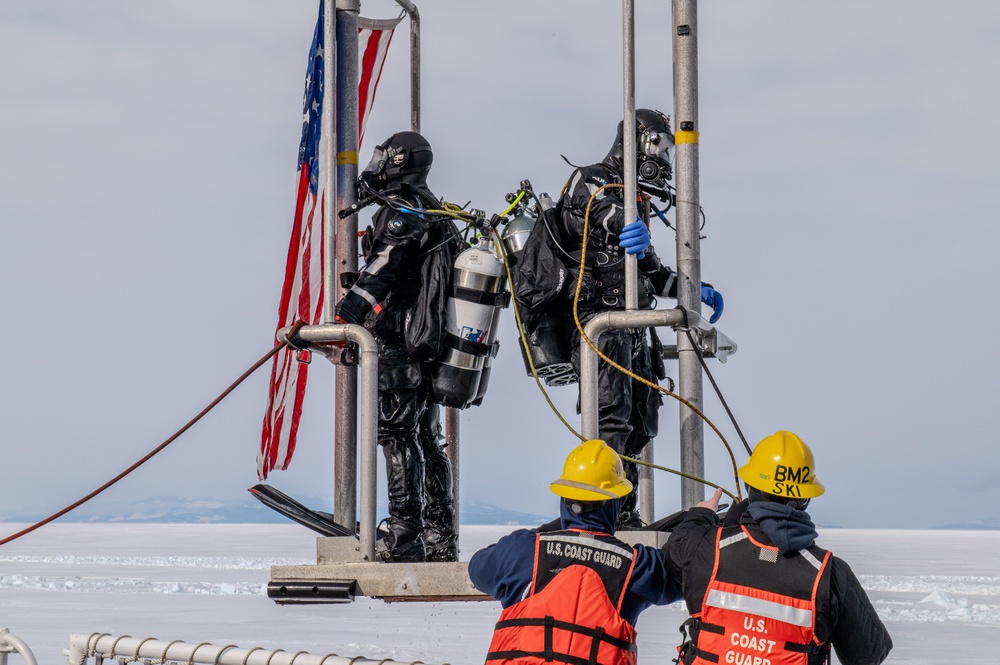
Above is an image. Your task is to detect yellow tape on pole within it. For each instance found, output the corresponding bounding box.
[675,130,699,145]
[336,151,358,165]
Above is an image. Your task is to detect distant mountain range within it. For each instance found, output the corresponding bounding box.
[932,520,1000,531]
[0,493,555,527]
[3,493,996,530]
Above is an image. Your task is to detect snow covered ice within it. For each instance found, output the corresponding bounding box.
[2,524,999,664]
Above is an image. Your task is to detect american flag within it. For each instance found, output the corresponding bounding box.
[258,2,401,480]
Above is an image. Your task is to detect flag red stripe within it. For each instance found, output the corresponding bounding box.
[281,162,313,327]
[259,159,317,479]
[362,29,395,145]
[357,28,380,141]
[312,192,327,324]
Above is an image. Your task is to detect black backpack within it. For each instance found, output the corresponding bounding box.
[512,200,573,335]
[404,218,465,361]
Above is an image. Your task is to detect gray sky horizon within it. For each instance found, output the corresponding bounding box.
[2,1,998,530]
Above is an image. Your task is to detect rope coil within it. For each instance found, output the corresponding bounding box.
[160,640,186,665]
[133,638,158,663]
[186,643,212,665]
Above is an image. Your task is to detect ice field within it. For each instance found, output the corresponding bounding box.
[2,523,999,664]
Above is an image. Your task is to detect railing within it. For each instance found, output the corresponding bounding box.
[0,629,38,665]
[68,634,446,665]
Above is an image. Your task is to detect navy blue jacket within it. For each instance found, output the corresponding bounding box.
[468,498,681,626]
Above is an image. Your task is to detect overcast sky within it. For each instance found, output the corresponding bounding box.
[2,1,998,530]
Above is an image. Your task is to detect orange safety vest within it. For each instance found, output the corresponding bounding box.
[486,530,639,665]
[683,526,831,665]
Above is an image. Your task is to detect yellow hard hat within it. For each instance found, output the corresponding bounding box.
[738,430,826,500]
[550,439,634,501]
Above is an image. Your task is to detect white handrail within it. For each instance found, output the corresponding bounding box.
[67,634,445,665]
[0,629,39,665]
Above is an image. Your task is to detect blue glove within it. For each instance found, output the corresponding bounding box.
[701,283,724,324]
[618,219,651,259]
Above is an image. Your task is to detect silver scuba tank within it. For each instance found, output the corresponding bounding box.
[429,238,508,409]
[500,208,535,260]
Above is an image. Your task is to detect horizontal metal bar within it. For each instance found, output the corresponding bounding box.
[267,581,356,604]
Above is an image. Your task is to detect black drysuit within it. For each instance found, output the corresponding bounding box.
[558,160,678,525]
[335,192,455,561]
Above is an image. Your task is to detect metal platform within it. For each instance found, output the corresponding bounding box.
[270,561,486,603]
[268,531,669,603]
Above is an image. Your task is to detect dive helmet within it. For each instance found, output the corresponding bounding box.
[738,430,826,501]
[359,131,433,192]
[604,108,675,187]
[550,439,633,502]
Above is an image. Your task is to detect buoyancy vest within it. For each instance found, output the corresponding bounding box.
[682,526,832,665]
[486,530,639,665]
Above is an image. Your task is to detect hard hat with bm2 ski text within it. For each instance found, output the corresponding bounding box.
[738,430,826,500]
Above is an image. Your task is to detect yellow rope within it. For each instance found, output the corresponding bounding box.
[424,200,479,222]
[569,183,742,501]
[620,454,739,503]
[492,228,585,441]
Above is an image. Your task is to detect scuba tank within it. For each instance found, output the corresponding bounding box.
[502,195,578,387]
[429,238,508,409]
[500,207,534,259]
[468,279,504,407]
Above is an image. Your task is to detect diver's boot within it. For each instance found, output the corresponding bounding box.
[376,519,426,563]
[379,437,426,563]
[422,527,458,562]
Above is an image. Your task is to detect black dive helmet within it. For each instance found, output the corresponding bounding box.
[359,130,434,193]
[602,109,675,188]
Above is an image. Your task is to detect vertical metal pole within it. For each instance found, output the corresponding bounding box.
[333,0,360,528]
[394,0,421,133]
[639,444,654,520]
[622,0,638,311]
[354,328,379,561]
[322,1,338,327]
[446,408,460,530]
[639,197,654,523]
[672,0,705,509]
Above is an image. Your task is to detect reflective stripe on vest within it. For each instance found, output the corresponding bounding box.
[689,526,831,665]
[705,589,813,628]
[485,530,638,665]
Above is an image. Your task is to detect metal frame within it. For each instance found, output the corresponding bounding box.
[671,0,706,509]
[578,0,729,521]
[394,0,421,133]
[268,0,735,602]
[279,324,379,561]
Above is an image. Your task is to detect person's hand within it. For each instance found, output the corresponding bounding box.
[695,487,724,511]
[618,219,651,259]
[700,283,724,324]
